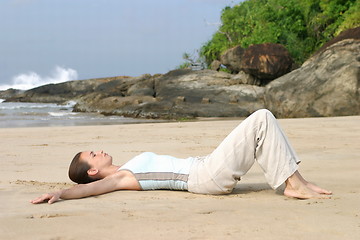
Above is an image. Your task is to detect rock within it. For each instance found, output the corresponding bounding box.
[264,39,360,117]
[4,76,130,103]
[220,45,244,73]
[4,38,359,119]
[313,26,360,56]
[73,69,265,119]
[240,43,293,84]
[127,74,155,96]
[201,97,210,104]
[210,60,221,71]
[73,95,158,118]
[231,71,261,86]
[219,43,294,84]
[153,69,265,117]
[0,88,23,99]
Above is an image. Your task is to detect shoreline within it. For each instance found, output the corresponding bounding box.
[0,101,171,128]
[0,117,171,129]
[1,115,359,239]
[2,112,358,129]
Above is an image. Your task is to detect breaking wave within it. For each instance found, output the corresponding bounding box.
[0,66,78,90]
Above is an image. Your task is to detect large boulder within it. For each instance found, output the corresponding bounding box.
[220,45,244,73]
[264,39,360,117]
[240,43,293,84]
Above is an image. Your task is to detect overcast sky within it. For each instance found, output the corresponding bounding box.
[0,0,237,90]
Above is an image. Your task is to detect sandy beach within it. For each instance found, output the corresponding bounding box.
[0,115,359,240]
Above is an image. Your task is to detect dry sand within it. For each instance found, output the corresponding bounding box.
[0,115,359,240]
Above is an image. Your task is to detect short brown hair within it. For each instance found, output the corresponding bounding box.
[68,152,98,184]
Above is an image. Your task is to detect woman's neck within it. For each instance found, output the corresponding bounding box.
[99,165,121,178]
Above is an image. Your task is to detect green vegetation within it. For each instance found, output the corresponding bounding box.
[177,53,195,69]
[200,0,359,66]
[177,51,206,69]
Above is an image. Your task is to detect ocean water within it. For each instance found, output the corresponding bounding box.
[0,100,159,128]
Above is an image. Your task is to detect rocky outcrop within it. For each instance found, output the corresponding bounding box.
[0,88,23,99]
[152,69,264,117]
[4,76,131,103]
[265,39,360,117]
[73,39,360,118]
[73,69,265,119]
[240,43,293,84]
[3,31,359,119]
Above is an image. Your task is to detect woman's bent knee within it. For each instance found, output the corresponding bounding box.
[253,109,272,116]
[251,109,276,121]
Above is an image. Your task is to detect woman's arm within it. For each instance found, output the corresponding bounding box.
[30,170,140,204]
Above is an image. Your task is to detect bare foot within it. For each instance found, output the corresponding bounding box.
[284,184,331,199]
[294,171,332,195]
[284,171,331,199]
[306,182,332,195]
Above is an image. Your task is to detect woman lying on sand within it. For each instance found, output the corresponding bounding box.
[31,109,332,204]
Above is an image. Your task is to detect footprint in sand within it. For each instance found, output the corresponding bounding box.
[197,211,214,215]
[27,213,71,219]
[11,180,75,190]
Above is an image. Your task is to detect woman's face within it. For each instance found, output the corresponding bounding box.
[80,150,113,170]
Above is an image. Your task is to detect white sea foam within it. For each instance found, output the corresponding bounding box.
[48,112,78,117]
[0,102,57,110]
[63,100,77,108]
[0,66,78,90]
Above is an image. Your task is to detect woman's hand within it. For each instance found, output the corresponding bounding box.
[30,190,63,204]
[30,171,140,204]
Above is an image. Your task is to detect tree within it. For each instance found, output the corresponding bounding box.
[199,0,359,66]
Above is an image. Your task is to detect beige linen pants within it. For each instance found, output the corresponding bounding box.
[188,109,300,194]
